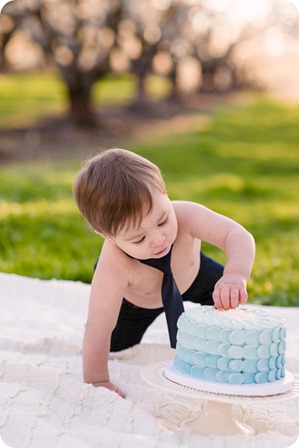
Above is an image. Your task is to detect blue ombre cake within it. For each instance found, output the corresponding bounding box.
[173,305,286,385]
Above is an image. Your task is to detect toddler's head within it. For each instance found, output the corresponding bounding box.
[73,148,166,236]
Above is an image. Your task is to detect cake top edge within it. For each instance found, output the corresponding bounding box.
[180,305,286,330]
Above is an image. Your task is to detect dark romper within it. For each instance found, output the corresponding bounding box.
[108,252,223,352]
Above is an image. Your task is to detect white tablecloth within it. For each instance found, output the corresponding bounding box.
[0,273,298,447]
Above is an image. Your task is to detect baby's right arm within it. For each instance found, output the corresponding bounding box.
[82,243,130,398]
[83,316,125,397]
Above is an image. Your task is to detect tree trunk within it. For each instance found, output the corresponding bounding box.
[168,63,180,100]
[136,76,148,103]
[66,83,98,128]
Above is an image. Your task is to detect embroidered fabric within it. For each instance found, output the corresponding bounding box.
[0,272,298,448]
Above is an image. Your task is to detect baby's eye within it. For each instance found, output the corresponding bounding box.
[158,217,168,227]
[133,236,145,245]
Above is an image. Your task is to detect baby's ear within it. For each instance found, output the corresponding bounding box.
[105,236,116,245]
[95,231,116,245]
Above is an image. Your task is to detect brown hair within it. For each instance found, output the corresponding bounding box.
[73,148,166,236]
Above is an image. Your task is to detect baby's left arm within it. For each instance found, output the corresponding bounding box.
[212,224,255,309]
[175,201,256,310]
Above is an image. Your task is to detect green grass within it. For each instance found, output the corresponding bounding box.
[0,72,67,128]
[0,87,298,306]
[0,72,170,128]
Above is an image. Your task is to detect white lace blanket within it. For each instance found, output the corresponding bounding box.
[0,273,298,448]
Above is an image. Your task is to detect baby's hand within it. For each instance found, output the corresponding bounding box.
[92,381,126,398]
[212,273,248,310]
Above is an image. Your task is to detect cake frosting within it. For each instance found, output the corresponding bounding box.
[173,305,286,385]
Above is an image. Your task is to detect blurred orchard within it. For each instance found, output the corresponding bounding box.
[1,0,299,127]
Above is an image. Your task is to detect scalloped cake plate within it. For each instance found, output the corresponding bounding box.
[163,361,294,397]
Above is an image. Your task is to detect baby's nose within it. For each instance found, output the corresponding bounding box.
[151,230,165,247]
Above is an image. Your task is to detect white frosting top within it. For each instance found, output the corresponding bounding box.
[180,305,285,331]
[216,308,255,320]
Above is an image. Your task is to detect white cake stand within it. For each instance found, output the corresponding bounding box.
[141,361,297,437]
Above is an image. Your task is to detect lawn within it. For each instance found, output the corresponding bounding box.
[0,74,298,307]
[0,71,170,129]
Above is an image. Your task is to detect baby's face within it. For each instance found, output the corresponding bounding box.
[111,188,178,260]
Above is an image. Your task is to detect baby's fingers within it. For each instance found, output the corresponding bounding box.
[93,381,126,398]
[230,288,239,309]
[212,287,229,310]
[239,287,248,304]
[213,286,248,310]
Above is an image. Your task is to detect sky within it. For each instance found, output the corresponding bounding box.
[1,0,299,17]
[286,0,299,7]
[0,0,11,12]
[206,0,299,23]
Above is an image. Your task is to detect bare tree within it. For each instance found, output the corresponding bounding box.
[1,0,123,127]
[1,0,292,128]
